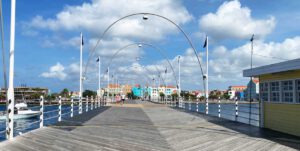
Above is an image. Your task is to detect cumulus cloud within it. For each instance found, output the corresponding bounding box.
[199,0,276,40]
[40,63,67,80]
[209,36,300,84]
[26,0,192,40]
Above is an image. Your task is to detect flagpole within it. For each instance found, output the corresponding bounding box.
[249,34,254,124]
[107,67,110,102]
[98,57,101,97]
[205,36,209,115]
[79,32,83,114]
[6,0,16,140]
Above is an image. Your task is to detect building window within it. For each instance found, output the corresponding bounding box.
[296,80,300,103]
[259,83,268,101]
[282,80,293,102]
[270,82,280,102]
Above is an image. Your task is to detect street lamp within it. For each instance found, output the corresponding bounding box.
[142,15,148,20]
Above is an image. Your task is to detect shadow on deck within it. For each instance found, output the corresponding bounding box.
[171,106,300,150]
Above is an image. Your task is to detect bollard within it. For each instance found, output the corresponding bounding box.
[58,96,62,122]
[235,97,238,121]
[40,96,44,128]
[218,97,221,118]
[71,98,74,117]
[86,96,89,112]
[91,96,94,110]
[79,96,82,114]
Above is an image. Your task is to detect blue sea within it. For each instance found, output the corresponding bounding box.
[0,104,82,142]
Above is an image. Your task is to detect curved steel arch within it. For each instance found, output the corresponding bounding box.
[106,42,178,88]
[83,12,205,90]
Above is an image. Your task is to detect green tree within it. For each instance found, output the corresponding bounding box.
[83,90,97,97]
[60,88,70,98]
[159,92,165,101]
[171,93,178,101]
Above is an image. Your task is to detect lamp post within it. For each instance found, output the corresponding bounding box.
[79,32,83,114]
[97,57,101,98]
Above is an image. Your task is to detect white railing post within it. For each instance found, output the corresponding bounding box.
[91,96,94,110]
[86,96,89,112]
[189,101,191,111]
[235,97,238,121]
[206,98,209,115]
[58,96,62,122]
[79,96,82,114]
[40,96,44,128]
[218,97,221,118]
[196,101,199,112]
[99,96,101,107]
[71,98,74,117]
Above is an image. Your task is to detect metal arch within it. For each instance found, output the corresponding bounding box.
[83,12,205,90]
[106,42,178,88]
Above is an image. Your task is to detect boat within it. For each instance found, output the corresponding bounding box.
[0,103,40,120]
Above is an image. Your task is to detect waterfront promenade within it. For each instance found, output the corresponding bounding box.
[0,100,299,151]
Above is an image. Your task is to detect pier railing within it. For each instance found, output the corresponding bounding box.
[149,97,260,127]
[0,95,106,141]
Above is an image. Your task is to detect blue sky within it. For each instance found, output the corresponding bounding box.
[1,0,300,93]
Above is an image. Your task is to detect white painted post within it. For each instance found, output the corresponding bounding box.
[196,102,199,112]
[235,97,238,121]
[218,97,221,118]
[79,96,82,114]
[189,102,191,111]
[58,96,62,122]
[71,98,74,117]
[91,96,93,110]
[6,0,16,140]
[86,96,89,112]
[98,96,100,108]
[40,96,44,128]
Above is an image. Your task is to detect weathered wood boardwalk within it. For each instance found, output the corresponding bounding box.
[0,100,299,151]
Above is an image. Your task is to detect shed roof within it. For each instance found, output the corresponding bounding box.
[243,58,300,77]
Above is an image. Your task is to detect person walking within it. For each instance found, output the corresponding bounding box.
[121,94,126,104]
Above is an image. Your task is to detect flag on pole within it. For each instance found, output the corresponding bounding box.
[106,68,108,73]
[203,36,208,48]
[81,35,84,45]
[96,57,100,62]
[250,34,254,42]
[165,68,167,74]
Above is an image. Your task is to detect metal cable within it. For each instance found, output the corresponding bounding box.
[44,115,59,121]
[44,109,59,114]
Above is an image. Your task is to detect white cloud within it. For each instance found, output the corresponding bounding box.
[40,63,67,80]
[26,0,192,40]
[209,36,300,84]
[199,0,276,40]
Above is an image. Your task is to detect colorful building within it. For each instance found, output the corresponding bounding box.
[244,78,259,101]
[243,58,300,137]
[228,86,247,99]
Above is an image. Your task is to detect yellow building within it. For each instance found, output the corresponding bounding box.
[243,58,300,137]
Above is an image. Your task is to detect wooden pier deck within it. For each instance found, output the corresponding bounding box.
[0,100,299,151]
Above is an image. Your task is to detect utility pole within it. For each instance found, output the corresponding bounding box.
[107,67,110,102]
[6,0,16,140]
[204,35,209,115]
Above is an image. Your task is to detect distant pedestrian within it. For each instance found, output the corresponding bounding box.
[121,94,126,104]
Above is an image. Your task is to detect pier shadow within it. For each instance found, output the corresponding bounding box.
[53,106,111,131]
[171,107,300,150]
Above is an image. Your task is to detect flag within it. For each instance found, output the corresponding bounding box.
[106,68,108,73]
[178,55,181,63]
[203,36,207,48]
[81,35,84,45]
[96,57,100,62]
[250,34,254,42]
[165,68,167,74]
